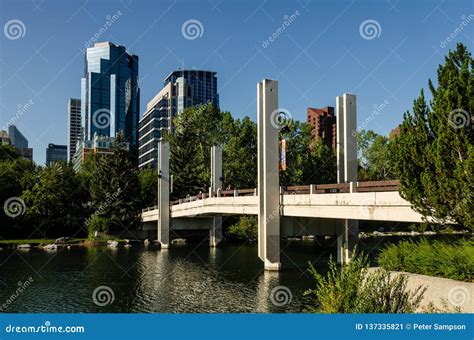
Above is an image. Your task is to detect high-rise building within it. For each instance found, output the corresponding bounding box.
[307,107,337,150]
[8,125,28,148]
[72,134,129,172]
[0,130,10,145]
[138,70,218,169]
[46,144,67,165]
[81,42,139,156]
[67,98,82,162]
[7,125,33,161]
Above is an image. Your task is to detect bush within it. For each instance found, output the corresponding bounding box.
[87,215,113,238]
[305,252,425,313]
[227,216,257,241]
[378,238,474,282]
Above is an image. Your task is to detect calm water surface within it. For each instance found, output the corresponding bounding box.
[0,236,432,313]
[0,241,333,313]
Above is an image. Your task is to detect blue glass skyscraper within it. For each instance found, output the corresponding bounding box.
[81,42,139,154]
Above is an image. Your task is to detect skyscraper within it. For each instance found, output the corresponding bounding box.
[7,125,33,161]
[81,42,139,155]
[46,144,67,165]
[307,107,337,150]
[67,98,82,162]
[138,70,218,169]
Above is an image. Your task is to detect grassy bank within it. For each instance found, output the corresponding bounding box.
[377,238,473,282]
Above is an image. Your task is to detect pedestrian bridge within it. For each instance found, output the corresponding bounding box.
[142,180,424,223]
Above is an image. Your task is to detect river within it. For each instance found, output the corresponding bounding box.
[0,236,446,313]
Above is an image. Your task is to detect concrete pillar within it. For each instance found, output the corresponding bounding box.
[210,146,223,247]
[337,219,359,264]
[157,142,170,249]
[336,94,359,264]
[257,79,281,271]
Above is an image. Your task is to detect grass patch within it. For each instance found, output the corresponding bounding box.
[304,251,425,313]
[377,238,474,282]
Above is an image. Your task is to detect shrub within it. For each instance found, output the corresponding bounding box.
[378,238,474,282]
[227,216,257,241]
[305,252,425,313]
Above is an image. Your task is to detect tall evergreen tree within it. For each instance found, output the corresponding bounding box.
[391,43,473,228]
[89,133,142,234]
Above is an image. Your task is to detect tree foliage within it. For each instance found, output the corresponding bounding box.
[357,129,396,181]
[88,136,142,234]
[390,43,473,228]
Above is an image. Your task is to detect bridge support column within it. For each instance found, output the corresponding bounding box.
[337,219,359,265]
[157,142,170,249]
[210,146,223,247]
[257,79,281,271]
[336,93,359,264]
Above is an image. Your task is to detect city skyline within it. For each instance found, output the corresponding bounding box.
[0,0,472,164]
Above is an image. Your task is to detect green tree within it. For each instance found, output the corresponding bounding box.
[139,168,157,208]
[223,117,257,189]
[89,135,142,235]
[21,163,88,237]
[391,43,473,228]
[357,129,396,181]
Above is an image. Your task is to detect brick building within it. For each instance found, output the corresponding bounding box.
[307,106,337,150]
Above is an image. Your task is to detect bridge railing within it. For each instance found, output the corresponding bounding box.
[141,180,400,212]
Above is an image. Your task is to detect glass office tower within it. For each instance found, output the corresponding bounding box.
[81,42,140,156]
[138,70,218,169]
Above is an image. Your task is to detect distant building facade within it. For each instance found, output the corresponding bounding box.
[81,42,139,156]
[6,125,33,161]
[67,98,82,162]
[307,107,337,150]
[46,144,67,165]
[72,134,129,172]
[138,70,218,169]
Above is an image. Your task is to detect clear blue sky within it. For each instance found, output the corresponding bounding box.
[0,0,472,164]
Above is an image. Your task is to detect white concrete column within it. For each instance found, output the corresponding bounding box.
[257,79,281,271]
[157,142,170,249]
[336,93,358,264]
[210,145,223,247]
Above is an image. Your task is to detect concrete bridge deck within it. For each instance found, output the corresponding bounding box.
[142,181,424,223]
